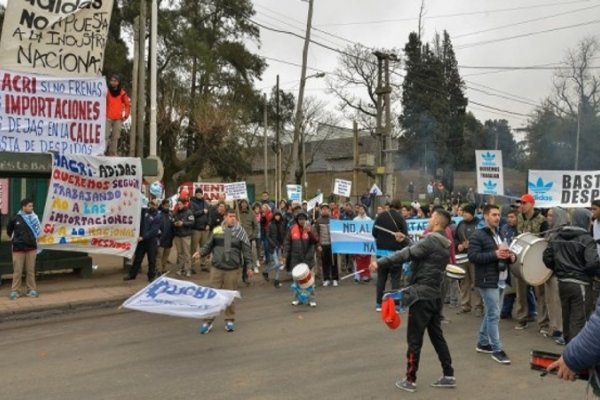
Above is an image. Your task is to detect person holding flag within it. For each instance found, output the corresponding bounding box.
[194,207,253,334]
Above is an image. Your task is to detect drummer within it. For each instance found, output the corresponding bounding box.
[454,204,483,316]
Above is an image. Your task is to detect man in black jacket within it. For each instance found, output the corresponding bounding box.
[543,208,600,343]
[372,199,408,311]
[173,198,195,277]
[454,203,483,315]
[370,209,455,392]
[157,199,174,274]
[468,204,516,365]
[124,199,163,282]
[189,188,210,273]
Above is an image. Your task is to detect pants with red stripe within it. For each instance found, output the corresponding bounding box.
[405,298,454,383]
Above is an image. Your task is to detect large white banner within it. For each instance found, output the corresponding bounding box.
[39,154,142,258]
[122,276,240,319]
[0,70,107,155]
[0,0,113,76]
[475,150,504,196]
[528,170,600,208]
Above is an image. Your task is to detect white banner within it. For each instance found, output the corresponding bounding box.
[39,154,142,258]
[286,184,302,202]
[0,0,113,76]
[333,178,352,198]
[475,150,504,196]
[306,193,323,211]
[224,181,247,201]
[369,183,383,196]
[122,276,240,319]
[0,70,107,155]
[528,170,600,208]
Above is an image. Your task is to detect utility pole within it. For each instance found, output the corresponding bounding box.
[290,0,314,186]
[263,93,268,193]
[353,121,359,200]
[149,0,157,157]
[374,51,395,198]
[136,0,146,158]
[129,17,139,157]
[575,95,582,170]
[276,75,281,202]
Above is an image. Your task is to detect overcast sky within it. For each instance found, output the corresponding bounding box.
[248,0,600,137]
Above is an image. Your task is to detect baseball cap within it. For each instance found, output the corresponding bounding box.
[520,194,535,204]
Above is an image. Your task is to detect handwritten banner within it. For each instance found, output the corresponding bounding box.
[39,153,142,258]
[0,0,113,76]
[528,170,600,208]
[0,70,107,155]
[333,178,352,197]
[224,181,248,201]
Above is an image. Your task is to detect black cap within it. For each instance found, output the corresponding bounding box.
[195,187,203,194]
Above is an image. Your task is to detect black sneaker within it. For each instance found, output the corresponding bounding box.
[273,280,282,288]
[476,343,493,354]
[262,272,270,282]
[491,350,511,364]
[514,321,529,330]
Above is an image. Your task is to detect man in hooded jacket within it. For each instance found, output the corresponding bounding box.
[105,74,131,156]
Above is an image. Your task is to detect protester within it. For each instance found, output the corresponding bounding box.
[282,211,318,272]
[372,199,409,311]
[454,203,483,316]
[195,207,253,334]
[314,204,339,287]
[339,202,355,274]
[260,203,273,268]
[189,188,211,273]
[516,193,549,332]
[266,210,287,288]
[7,198,41,300]
[124,199,162,282]
[543,208,599,344]
[369,209,456,392]
[469,204,515,364]
[238,199,259,283]
[105,74,131,156]
[592,199,600,259]
[173,198,195,277]
[157,199,174,274]
[260,191,276,211]
[354,204,373,282]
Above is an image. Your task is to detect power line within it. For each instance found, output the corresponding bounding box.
[465,81,540,104]
[455,19,600,50]
[453,3,600,39]
[459,64,600,70]
[314,0,594,27]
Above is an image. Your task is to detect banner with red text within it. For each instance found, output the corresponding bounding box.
[0,70,107,155]
[0,0,113,76]
[39,154,142,258]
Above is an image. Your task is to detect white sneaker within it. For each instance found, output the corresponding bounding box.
[323,280,330,287]
[185,271,192,278]
[279,265,286,271]
[291,300,300,306]
[332,280,338,287]
[309,301,317,307]
[253,267,259,274]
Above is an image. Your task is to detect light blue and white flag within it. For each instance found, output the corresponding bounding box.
[121,276,240,319]
[330,220,376,255]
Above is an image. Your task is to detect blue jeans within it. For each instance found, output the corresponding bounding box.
[478,287,504,352]
[266,247,281,281]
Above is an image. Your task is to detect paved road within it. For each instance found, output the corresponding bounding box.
[0,279,583,400]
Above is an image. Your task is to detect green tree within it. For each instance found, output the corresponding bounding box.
[482,119,518,168]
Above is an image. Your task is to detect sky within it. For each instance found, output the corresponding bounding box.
[247,0,600,139]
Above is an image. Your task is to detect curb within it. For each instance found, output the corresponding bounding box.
[0,297,129,322]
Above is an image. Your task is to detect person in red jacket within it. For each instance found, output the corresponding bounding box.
[105,74,131,156]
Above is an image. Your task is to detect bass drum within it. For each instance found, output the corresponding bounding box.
[509,233,551,286]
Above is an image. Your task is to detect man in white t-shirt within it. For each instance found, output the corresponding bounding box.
[592,200,600,259]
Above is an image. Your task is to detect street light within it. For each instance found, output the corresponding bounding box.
[301,72,326,194]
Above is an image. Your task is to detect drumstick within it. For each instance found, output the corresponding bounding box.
[340,269,366,280]
[374,225,397,235]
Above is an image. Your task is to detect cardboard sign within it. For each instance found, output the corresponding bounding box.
[224,181,248,201]
[476,150,504,196]
[333,178,352,198]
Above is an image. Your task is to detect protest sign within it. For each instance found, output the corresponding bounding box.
[476,150,504,196]
[0,0,113,76]
[333,178,352,198]
[370,183,383,196]
[0,70,107,155]
[38,154,142,258]
[122,276,240,319]
[287,184,302,202]
[330,220,376,255]
[224,181,248,201]
[306,193,323,211]
[528,170,600,208]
